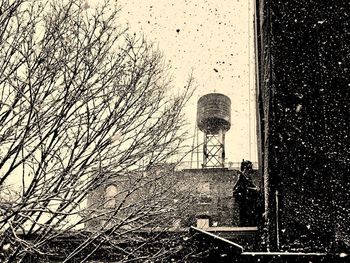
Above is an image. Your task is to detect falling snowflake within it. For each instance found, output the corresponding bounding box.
[3,243,10,251]
[296,104,302,112]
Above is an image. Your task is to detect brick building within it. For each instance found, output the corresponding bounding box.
[86,165,260,230]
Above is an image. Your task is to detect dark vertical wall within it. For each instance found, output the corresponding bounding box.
[256,1,350,252]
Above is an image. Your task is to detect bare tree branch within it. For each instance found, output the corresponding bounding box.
[0,0,194,261]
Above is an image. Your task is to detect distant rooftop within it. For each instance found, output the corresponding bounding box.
[176,161,259,171]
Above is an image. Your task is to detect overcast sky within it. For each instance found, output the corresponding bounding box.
[92,0,257,164]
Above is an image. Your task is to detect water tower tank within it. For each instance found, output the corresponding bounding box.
[197,93,231,134]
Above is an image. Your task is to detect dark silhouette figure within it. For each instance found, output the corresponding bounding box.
[234,160,260,226]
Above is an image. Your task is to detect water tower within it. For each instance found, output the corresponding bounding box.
[197,93,231,168]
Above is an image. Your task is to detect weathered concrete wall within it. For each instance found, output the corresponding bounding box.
[256,0,350,252]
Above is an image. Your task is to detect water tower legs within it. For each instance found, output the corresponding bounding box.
[203,129,225,168]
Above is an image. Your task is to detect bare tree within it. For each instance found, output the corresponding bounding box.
[0,0,194,261]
